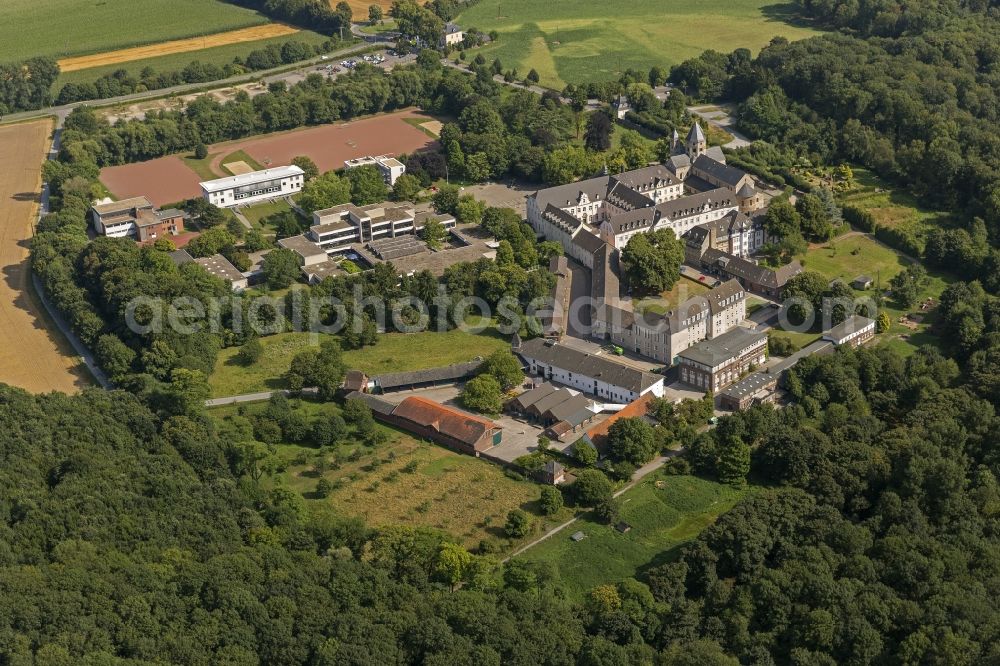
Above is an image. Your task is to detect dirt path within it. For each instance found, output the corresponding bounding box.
[57,24,299,72]
[0,121,90,393]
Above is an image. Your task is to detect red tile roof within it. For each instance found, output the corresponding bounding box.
[392,396,500,445]
[583,393,656,451]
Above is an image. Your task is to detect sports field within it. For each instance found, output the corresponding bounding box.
[0,120,90,394]
[1,0,269,62]
[57,24,299,73]
[456,0,821,89]
[101,110,437,206]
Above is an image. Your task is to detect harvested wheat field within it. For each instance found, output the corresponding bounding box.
[338,0,410,15]
[57,24,300,72]
[0,121,90,393]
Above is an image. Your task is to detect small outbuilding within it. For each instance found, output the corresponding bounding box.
[614,522,632,534]
[540,460,566,485]
[570,531,586,542]
[852,275,874,290]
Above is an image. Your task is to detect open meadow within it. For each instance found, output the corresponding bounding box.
[794,233,953,355]
[209,327,511,397]
[211,397,571,549]
[0,120,91,393]
[456,0,821,89]
[518,473,745,598]
[1,0,269,62]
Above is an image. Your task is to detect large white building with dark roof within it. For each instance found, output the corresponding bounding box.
[515,337,665,404]
[526,122,764,254]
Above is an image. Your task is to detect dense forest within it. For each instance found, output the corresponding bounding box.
[9,0,1000,662]
[670,0,1000,291]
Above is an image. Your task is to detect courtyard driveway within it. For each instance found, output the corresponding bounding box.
[376,384,546,463]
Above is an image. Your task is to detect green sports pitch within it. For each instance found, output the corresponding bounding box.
[456,0,821,89]
[0,0,269,62]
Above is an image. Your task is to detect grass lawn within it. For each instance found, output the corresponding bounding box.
[837,167,953,253]
[210,398,570,549]
[358,19,398,35]
[182,153,219,181]
[456,0,820,89]
[55,30,331,89]
[2,0,268,62]
[519,473,745,598]
[240,199,294,228]
[795,233,953,355]
[209,327,511,397]
[636,277,712,315]
[769,328,820,351]
[221,150,265,174]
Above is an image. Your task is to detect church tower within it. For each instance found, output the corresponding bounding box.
[686,122,707,160]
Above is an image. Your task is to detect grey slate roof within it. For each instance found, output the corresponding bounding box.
[530,175,611,212]
[655,187,737,222]
[572,229,607,255]
[372,360,483,390]
[345,390,397,416]
[168,249,194,266]
[517,337,663,394]
[678,327,767,367]
[692,154,749,188]
[823,315,875,343]
[687,122,706,144]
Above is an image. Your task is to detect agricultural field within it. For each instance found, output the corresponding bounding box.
[1,0,269,62]
[795,233,953,355]
[208,327,511,397]
[55,30,331,89]
[455,0,821,89]
[56,24,299,73]
[210,398,570,549]
[0,120,91,393]
[519,473,745,598]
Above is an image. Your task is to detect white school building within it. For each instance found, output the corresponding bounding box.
[200,165,305,208]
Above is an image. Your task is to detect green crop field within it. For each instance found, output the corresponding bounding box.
[1,0,270,63]
[456,0,821,89]
[518,474,745,598]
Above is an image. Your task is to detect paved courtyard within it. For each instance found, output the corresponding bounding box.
[376,384,548,463]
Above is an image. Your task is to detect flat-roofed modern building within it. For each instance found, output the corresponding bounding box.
[91,196,187,243]
[343,155,406,186]
[194,254,248,291]
[308,202,455,255]
[200,165,305,208]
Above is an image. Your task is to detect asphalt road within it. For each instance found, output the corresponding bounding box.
[2,38,392,129]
